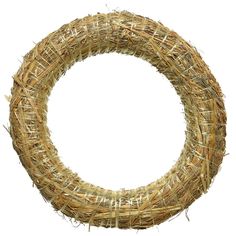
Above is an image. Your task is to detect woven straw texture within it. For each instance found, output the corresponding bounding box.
[10,11,226,229]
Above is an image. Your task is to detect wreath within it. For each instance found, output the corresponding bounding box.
[10,11,226,229]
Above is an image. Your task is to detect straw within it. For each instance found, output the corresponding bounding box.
[9,11,226,229]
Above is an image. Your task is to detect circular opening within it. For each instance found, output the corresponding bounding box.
[48,53,185,190]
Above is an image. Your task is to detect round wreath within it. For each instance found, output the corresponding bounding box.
[10,11,226,229]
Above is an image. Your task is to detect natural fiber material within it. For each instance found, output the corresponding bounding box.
[10,11,226,229]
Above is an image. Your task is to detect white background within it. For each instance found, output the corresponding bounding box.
[0,0,235,235]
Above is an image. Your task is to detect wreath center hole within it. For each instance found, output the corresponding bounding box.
[48,53,185,190]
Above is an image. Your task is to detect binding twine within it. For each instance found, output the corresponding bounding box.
[9,11,226,229]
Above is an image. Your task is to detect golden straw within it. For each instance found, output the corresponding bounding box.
[9,11,226,229]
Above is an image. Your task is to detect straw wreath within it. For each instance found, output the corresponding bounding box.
[9,11,226,229]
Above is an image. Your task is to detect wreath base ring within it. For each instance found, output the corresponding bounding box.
[10,11,226,229]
